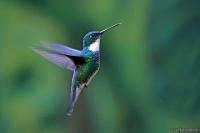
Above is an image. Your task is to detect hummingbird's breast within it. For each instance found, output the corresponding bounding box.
[77,51,100,84]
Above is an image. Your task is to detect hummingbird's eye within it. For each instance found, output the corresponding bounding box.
[90,34,96,38]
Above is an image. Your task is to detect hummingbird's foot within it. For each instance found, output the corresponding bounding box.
[84,84,88,88]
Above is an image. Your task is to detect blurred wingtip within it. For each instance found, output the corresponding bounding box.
[28,46,42,52]
[40,40,48,43]
[40,40,45,44]
[40,40,61,49]
[28,46,37,51]
[28,46,33,49]
[40,40,49,46]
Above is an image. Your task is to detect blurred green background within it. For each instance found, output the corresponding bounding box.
[1,0,200,133]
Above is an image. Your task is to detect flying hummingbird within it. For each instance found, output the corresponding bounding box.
[30,23,121,116]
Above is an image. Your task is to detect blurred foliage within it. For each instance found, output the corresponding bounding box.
[0,0,200,133]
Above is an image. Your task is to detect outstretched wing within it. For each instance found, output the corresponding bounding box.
[41,41,82,56]
[29,42,85,70]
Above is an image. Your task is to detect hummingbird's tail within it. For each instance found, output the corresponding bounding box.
[67,85,83,116]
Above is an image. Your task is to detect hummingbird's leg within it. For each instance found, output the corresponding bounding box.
[84,84,88,88]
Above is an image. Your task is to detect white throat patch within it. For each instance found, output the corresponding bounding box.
[89,38,100,52]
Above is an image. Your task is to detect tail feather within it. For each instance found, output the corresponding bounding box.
[67,91,76,116]
[67,85,83,116]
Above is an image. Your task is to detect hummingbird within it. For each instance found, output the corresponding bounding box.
[30,23,121,116]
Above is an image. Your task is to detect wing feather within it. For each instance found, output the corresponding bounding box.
[40,41,82,56]
[30,47,76,70]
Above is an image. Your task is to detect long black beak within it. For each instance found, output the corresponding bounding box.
[100,23,122,35]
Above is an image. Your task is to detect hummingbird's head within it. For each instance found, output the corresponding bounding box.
[83,31,101,48]
[83,23,122,52]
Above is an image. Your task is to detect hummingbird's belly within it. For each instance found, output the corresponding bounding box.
[77,51,100,85]
[85,67,99,86]
[79,61,99,84]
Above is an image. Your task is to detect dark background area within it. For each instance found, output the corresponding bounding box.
[0,0,200,133]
